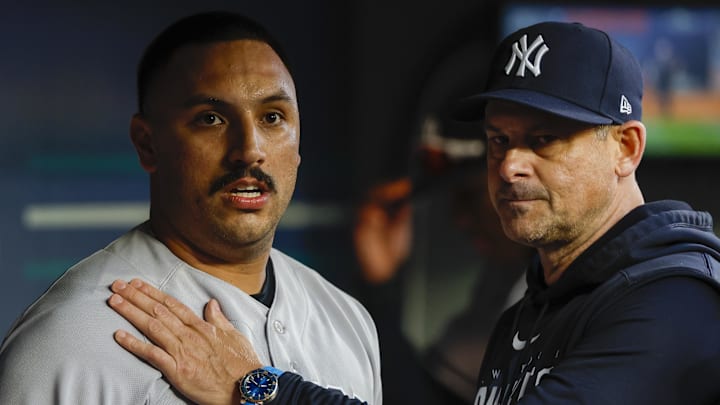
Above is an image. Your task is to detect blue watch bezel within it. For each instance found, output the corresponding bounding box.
[238,367,280,404]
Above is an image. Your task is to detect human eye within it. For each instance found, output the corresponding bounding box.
[262,111,285,125]
[486,135,509,158]
[193,112,225,127]
[530,134,558,149]
[487,134,509,149]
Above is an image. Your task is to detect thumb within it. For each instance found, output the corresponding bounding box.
[204,299,235,330]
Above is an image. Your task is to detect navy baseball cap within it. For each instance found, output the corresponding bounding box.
[458,21,643,124]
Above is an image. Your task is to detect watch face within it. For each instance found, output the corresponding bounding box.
[239,369,278,403]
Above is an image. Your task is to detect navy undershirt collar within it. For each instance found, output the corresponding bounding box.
[251,259,275,307]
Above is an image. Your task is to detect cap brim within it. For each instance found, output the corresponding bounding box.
[455,89,614,125]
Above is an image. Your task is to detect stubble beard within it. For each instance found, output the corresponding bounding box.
[210,205,278,246]
[499,203,577,248]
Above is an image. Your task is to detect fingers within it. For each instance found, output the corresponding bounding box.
[204,299,235,331]
[109,280,184,333]
[108,284,182,351]
[108,279,220,353]
[124,279,201,325]
[114,329,176,373]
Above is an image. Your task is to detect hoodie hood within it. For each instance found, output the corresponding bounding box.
[525,200,720,305]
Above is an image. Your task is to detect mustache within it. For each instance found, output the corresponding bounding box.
[495,183,548,201]
[209,166,276,196]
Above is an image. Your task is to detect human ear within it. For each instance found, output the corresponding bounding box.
[614,120,646,178]
[129,114,158,173]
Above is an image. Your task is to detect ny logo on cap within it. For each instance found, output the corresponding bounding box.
[504,34,550,78]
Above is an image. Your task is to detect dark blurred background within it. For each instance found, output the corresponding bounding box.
[1,0,718,402]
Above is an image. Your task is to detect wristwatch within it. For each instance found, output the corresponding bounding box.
[238,366,283,404]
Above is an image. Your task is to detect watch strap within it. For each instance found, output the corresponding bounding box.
[262,366,284,377]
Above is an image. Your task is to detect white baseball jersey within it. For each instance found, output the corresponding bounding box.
[0,223,382,404]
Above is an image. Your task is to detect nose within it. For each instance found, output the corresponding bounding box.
[496,148,533,183]
[227,120,267,167]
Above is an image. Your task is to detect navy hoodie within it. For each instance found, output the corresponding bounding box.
[473,200,720,405]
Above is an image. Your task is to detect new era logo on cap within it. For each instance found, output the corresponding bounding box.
[457,22,643,125]
[620,95,632,115]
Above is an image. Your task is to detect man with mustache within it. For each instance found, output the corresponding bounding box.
[105,21,720,404]
[0,11,381,404]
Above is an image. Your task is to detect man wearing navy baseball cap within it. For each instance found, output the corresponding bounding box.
[464,21,720,404]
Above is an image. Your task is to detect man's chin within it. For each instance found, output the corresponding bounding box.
[501,221,546,247]
[210,217,271,242]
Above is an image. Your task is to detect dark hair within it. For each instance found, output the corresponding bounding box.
[136,11,292,113]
